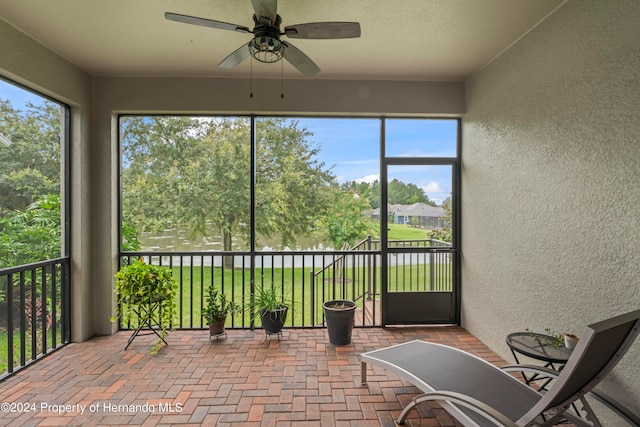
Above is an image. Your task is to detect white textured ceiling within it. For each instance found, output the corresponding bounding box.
[0,0,564,81]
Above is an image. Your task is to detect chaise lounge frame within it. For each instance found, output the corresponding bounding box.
[361,309,640,426]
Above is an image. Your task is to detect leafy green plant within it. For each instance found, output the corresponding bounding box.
[112,257,176,354]
[251,284,292,313]
[121,222,142,252]
[0,194,61,269]
[246,283,294,328]
[525,327,565,348]
[203,286,240,324]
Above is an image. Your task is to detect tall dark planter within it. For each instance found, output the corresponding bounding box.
[323,300,356,346]
[260,307,288,335]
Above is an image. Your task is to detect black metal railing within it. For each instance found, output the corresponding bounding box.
[0,258,71,380]
[120,237,453,331]
[120,250,380,330]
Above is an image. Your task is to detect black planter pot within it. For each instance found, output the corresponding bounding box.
[260,307,288,335]
[209,315,227,336]
[323,300,356,346]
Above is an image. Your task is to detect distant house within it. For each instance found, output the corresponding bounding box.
[367,204,399,221]
[368,203,446,229]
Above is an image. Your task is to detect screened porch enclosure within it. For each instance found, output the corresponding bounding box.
[118,116,459,330]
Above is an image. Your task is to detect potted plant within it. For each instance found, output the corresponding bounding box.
[526,328,579,350]
[112,257,176,354]
[323,299,357,346]
[563,333,579,349]
[203,285,240,337]
[250,284,291,337]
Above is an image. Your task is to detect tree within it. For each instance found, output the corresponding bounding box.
[120,116,335,253]
[341,180,380,209]
[0,99,62,212]
[342,178,435,209]
[315,187,376,249]
[0,194,61,268]
[175,118,251,253]
[254,118,334,248]
[388,178,434,206]
[121,115,206,234]
[430,196,452,242]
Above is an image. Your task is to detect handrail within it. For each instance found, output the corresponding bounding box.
[309,235,452,280]
[310,236,453,300]
[0,257,69,275]
[1,257,71,381]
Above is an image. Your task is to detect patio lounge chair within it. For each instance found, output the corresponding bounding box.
[360,309,640,426]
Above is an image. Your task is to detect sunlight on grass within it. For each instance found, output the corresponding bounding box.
[387,224,432,240]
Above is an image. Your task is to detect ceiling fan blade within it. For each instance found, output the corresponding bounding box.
[282,41,320,76]
[218,43,252,69]
[251,0,277,23]
[165,12,251,34]
[284,22,361,39]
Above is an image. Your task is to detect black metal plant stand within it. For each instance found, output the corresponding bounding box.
[209,331,227,341]
[125,300,168,350]
[264,329,283,341]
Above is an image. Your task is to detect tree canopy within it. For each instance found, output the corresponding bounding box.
[315,187,376,249]
[341,179,436,208]
[120,116,338,251]
[0,99,62,212]
[0,194,61,268]
[0,96,65,268]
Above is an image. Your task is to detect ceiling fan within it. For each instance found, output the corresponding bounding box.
[165,0,361,76]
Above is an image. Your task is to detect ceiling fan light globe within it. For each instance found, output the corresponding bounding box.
[249,36,285,63]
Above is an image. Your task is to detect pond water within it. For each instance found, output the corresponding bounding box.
[136,229,442,269]
[139,228,333,252]
[137,229,362,269]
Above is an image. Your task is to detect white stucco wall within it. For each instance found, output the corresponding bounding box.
[462,0,640,418]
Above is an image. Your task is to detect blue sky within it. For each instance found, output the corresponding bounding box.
[293,117,457,205]
[0,79,44,111]
[1,79,48,147]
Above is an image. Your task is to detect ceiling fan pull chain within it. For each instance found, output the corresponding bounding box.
[250,55,254,98]
[281,59,284,99]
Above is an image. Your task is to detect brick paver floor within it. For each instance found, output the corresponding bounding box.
[0,326,507,426]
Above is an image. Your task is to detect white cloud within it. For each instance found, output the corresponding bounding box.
[422,182,450,205]
[422,182,444,193]
[355,174,380,184]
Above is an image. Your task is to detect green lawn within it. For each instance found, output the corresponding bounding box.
[387,224,433,240]
[120,256,452,330]
[122,229,451,330]
[163,264,355,329]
